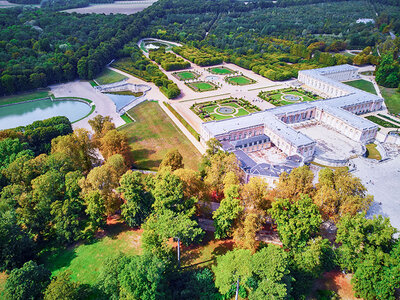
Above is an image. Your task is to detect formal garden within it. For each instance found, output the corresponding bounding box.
[186,81,219,92]
[191,97,260,121]
[225,74,256,86]
[258,88,320,106]
[208,66,235,75]
[172,70,200,81]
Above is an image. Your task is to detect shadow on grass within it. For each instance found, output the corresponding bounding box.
[181,232,234,269]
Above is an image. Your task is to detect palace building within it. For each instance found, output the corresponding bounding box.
[200,64,384,184]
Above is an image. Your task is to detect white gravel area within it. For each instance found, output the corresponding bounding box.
[50,80,124,131]
[352,156,400,233]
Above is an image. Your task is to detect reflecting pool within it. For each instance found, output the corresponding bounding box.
[0,99,91,130]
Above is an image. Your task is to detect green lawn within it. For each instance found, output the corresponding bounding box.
[344,79,377,95]
[227,75,255,86]
[40,223,141,286]
[188,81,217,92]
[366,144,382,160]
[119,101,201,171]
[94,68,127,85]
[174,71,198,80]
[209,66,234,75]
[0,89,51,106]
[365,115,400,128]
[381,86,400,115]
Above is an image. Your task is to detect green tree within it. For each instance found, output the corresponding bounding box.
[44,271,85,300]
[213,184,244,239]
[269,195,322,249]
[336,213,396,272]
[118,254,169,300]
[0,210,34,271]
[117,170,153,227]
[351,248,396,300]
[3,261,51,300]
[250,244,293,300]
[212,249,252,295]
[97,254,132,300]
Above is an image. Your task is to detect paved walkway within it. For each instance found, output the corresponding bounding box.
[50,80,124,131]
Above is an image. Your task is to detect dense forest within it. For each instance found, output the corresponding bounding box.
[0,0,399,96]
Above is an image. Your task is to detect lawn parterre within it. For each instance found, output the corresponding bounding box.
[94,69,127,85]
[259,88,320,106]
[0,89,51,106]
[381,86,400,116]
[119,101,201,170]
[226,75,256,86]
[186,81,219,92]
[173,70,200,81]
[191,98,260,121]
[343,79,377,95]
[208,66,234,75]
[365,115,400,128]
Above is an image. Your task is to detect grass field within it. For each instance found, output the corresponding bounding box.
[226,75,255,86]
[366,144,382,160]
[365,115,400,128]
[94,68,127,85]
[381,86,400,115]
[40,222,141,286]
[187,81,218,92]
[344,79,377,95]
[173,71,199,81]
[209,66,234,75]
[0,89,51,106]
[119,101,201,170]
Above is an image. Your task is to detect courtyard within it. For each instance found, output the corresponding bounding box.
[248,147,287,165]
[297,124,364,161]
[190,98,260,121]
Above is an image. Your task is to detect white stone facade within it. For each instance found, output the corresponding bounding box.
[201,64,384,178]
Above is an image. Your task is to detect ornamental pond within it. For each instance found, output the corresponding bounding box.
[0,98,92,130]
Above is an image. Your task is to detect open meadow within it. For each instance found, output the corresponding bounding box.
[119,101,201,170]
